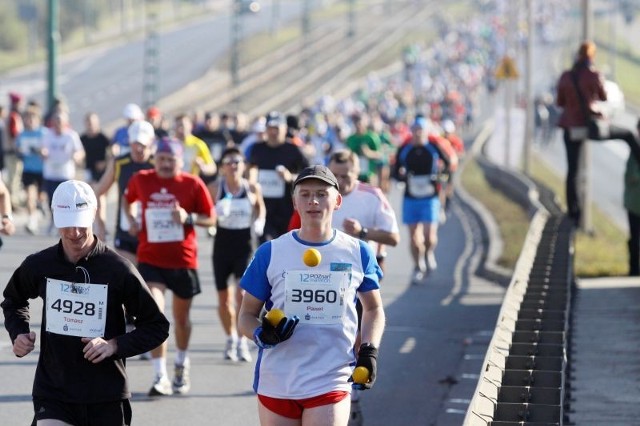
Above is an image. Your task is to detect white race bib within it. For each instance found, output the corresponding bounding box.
[45,278,108,337]
[145,207,184,243]
[407,174,435,198]
[284,270,350,324]
[258,169,286,198]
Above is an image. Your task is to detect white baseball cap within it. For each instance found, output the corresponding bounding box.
[51,180,98,228]
[128,120,155,146]
[123,103,143,120]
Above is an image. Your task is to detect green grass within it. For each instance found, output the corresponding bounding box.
[461,151,628,277]
[460,159,529,269]
[529,153,628,277]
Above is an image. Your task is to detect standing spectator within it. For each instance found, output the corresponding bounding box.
[16,104,46,234]
[238,165,385,425]
[42,111,85,234]
[393,118,450,284]
[624,118,640,276]
[6,92,24,207]
[248,111,309,243]
[1,179,169,425]
[93,121,156,261]
[112,103,143,157]
[556,41,640,224]
[123,138,216,396]
[208,147,266,362]
[80,112,111,238]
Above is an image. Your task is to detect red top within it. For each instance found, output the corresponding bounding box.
[125,170,214,269]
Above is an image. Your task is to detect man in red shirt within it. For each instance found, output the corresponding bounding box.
[123,137,216,396]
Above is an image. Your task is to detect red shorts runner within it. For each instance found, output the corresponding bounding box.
[258,391,350,419]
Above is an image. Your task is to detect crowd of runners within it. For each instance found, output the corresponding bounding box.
[0,13,511,426]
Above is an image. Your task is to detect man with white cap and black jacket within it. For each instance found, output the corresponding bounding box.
[1,179,169,426]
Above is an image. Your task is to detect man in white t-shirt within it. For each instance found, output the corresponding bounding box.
[328,149,399,271]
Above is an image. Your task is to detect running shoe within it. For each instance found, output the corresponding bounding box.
[148,374,173,396]
[237,338,252,362]
[224,338,239,362]
[426,251,438,272]
[411,268,426,284]
[172,362,191,394]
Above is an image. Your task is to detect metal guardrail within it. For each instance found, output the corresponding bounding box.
[463,124,575,426]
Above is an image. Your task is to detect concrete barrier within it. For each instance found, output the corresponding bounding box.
[462,122,575,426]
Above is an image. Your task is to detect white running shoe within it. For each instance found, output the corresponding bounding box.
[224,338,239,362]
[412,268,426,284]
[426,251,438,272]
[237,338,253,362]
[148,374,173,396]
[172,362,191,394]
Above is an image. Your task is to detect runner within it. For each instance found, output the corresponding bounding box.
[123,137,216,396]
[239,165,385,425]
[394,118,451,284]
[248,111,308,242]
[1,179,169,425]
[93,120,156,263]
[209,147,266,362]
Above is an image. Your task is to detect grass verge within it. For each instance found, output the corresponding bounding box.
[461,151,628,277]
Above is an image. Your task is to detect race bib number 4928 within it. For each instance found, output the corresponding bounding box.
[45,278,108,337]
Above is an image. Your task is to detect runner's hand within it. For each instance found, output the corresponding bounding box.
[351,343,378,390]
[12,331,36,357]
[253,314,299,349]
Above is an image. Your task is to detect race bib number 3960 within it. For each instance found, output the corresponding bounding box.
[284,270,350,324]
[45,278,108,337]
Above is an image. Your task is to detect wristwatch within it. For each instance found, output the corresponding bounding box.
[358,227,369,240]
[1,214,12,222]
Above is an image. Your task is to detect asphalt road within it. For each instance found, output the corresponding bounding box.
[0,163,508,425]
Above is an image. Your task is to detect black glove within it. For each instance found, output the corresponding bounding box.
[351,343,378,390]
[253,314,299,349]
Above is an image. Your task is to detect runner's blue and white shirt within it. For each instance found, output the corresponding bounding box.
[240,229,382,399]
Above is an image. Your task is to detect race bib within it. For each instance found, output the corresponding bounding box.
[284,270,350,324]
[45,278,108,338]
[145,207,184,242]
[407,174,435,198]
[258,169,286,198]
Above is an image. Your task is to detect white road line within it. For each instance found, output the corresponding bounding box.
[398,337,416,354]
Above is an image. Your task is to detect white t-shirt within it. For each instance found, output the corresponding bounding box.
[333,181,399,252]
[240,230,381,399]
[42,128,84,180]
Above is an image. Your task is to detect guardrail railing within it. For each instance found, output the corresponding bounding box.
[463,126,575,425]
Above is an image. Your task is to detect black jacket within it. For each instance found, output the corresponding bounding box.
[1,239,169,403]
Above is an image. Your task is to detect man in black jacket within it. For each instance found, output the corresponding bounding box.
[1,179,169,426]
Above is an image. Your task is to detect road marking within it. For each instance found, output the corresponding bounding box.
[398,337,416,354]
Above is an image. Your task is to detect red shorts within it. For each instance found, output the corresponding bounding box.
[258,391,350,419]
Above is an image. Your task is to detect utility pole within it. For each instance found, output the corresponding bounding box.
[47,0,59,112]
[230,0,241,86]
[580,0,593,232]
[347,0,356,38]
[143,13,160,108]
[523,0,534,176]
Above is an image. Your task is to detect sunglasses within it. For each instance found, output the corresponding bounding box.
[222,158,243,165]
